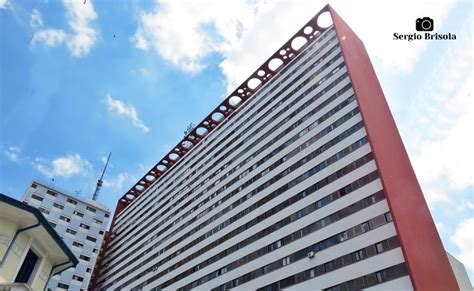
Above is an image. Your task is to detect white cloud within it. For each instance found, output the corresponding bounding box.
[131,0,260,74]
[63,0,98,57]
[451,218,474,271]
[32,0,98,57]
[30,9,43,29]
[132,0,456,91]
[106,94,150,133]
[0,0,7,9]
[424,188,449,206]
[4,146,21,162]
[33,154,91,178]
[103,172,131,189]
[408,22,474,195]
[32,29,67,47]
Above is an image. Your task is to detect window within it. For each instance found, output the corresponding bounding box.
[53,203,64,210]
[80,223,90,230]
[31,194,43,202]
[14,249,38,283]
[59,215,70,223]
[86,236,97,243]
[49,221,56,228]
[39,207,50,215]
[93,218,103,225]
[99,230,104,235]
[86,268,92,273]
[67,198,77,205]
[86,206,96,213]
[93,248,98,253]
[355,249,365,261]
[31,183,37,188]
[79,255,90,262]
[73,210,84,217]
[376,242,384,253]
[73,275,84,282]
[376,271,385,283]
[324,261,334,272]
[46,190,57,197]
[66,228,77,235]
[72,241,83,248]
[57,283,69,289]
[104,213,110,218]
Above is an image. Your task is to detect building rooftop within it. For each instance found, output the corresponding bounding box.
[27,180,110,213]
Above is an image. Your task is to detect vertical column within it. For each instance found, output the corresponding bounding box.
[328,5,458,291]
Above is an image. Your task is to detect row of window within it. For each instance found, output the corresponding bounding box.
[64,227,99,242]
[72,241,99,253]
[107,41,344,260]
[35,186,80,206]
[112,28,338,233]
[105,87,356,280]
[107,119,365,289]
[257,235,400,291]
[103,104,362,286]
[110,148,374,290]
[135,123,369,288]
[178,189,385,291]
[158,170,381,290]
[324,263,408,291]
[30,193,105,224]
[208,211,394,291]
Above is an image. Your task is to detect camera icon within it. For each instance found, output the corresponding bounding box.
[416,17,434,31]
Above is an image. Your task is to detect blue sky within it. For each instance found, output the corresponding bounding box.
[1,0,473,283]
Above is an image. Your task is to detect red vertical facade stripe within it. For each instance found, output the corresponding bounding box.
[328,6,458,291]
[89,201,124,290]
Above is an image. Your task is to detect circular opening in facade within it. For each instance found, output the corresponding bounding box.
[229,96,242,107]
[247,78,262,90]
[317,11,332,28]
[196,127,208,136]
[182,140,193,149]
[268,58,283,71]
[145,175,156,182]
[157,164,167,172]
[169,153,180,161]
[212,112,224,122]
[303,26,313,34]
[291,36,307,51]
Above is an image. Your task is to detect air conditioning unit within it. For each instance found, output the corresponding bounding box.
[307,251,315,258]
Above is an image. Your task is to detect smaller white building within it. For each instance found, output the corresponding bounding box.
[22,181,110,291]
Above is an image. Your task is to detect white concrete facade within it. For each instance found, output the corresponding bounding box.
[97,26,413,291]
[21,181,110,291]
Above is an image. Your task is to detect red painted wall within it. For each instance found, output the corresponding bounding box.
[328,6,458,290]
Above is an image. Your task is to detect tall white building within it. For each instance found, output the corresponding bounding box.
[22,180,110,291]
[93,5,463,291]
